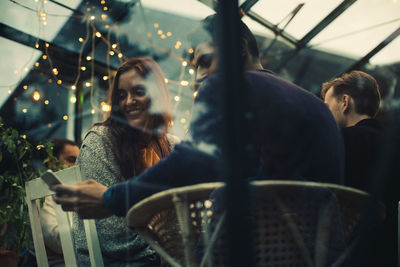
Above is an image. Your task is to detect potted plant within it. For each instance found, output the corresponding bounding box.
[0,117,58,266]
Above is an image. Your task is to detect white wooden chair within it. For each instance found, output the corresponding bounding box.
[25,166,104,267]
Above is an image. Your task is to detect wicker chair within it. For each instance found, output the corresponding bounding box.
[125,181,385,267]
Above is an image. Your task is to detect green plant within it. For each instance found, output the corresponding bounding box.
[0,117,59,254]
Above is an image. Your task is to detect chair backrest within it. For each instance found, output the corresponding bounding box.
[125,181,385,267]
[25,166,104,267]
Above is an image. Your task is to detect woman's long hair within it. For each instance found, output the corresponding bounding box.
[95,58,172,178]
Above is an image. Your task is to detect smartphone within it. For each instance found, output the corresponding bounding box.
[42,170,62,187]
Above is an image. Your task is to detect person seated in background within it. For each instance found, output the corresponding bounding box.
[54,14,344,221]
[70,57,179,266]
[321,70,382,192]
[321,70,399,267]
[39,138,79,266]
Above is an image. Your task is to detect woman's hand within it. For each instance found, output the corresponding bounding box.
[53,179,113,219]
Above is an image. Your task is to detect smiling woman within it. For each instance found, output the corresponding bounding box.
[71,58,176,266]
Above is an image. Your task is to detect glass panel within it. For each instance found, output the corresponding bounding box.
[0,37,41,107]
[249,0,400,64]
[0,0,81,42]
[250,0,343,38]
[309,0,400,64]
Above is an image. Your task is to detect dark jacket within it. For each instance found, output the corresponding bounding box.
[104,70,345,217]
[341,118,400,267]
[342,118,383,191]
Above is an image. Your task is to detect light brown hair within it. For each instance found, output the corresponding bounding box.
[321,70,381,117]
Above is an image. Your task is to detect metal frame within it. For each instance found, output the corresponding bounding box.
[348,26,400,72]
[275,0,357,71]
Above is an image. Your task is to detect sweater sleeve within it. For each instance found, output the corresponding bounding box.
[104,142,221,217]
[76,127,122,187]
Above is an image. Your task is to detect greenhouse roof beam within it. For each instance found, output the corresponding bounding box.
[0,22,113,73]
[245,10,298,46]
[240,0,259,13]
[298,0,357,48]
[348,26,400,71]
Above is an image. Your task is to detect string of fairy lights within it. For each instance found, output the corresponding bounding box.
[4,0,202,139]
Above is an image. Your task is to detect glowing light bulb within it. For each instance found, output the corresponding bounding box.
[81,66,86,71]
[45,43,49,47]
[182,61,188,67]
[52,68,58,75]
[86,56,92,61]
[101,103,111,112]
[79,37,84,42]
[167,32,172,37]
[95,32,102,38]
[157,29,162,35]
[180,80,189,86]
[193,91,198,98]
[22,108,28,113]
[154,23,159,28]
[23,85,28,90]
[62,115,68,120]
[103,76,109,80]
[189,69,195,75]
[85,82,91,87]
[118,53,123,58]
[91,109,95,114]
[44,100,49,105]
[32,91,41,101]
[174,96,180,102]
[180,118,187,124]
[57,80,62,85]
[35,62,39,67]
[103,7,108,11]
[161,34,166,39]
[164,78,169,84]
[101,14,107,20]
[71,85,76,90]
[42,55,47,59]
[90,16,95,20]
[109,51,115,56]
[70,96,77,103]
[112,44,117,49]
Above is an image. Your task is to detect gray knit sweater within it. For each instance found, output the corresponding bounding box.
[73,125,167,266]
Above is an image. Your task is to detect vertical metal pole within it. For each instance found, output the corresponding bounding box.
[217,1,253,266]
[74,83,83,145]
[66,90,75,141]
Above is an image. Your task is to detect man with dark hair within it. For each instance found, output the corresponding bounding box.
[40,138,79,265]
[54,15,344,220]
[51,138,79,167]
[189,14,262,81]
